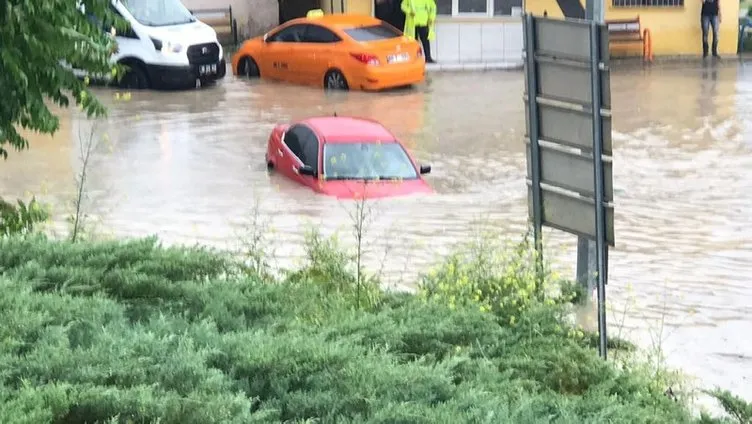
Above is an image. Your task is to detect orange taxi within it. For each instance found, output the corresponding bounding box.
[230,12,426,91]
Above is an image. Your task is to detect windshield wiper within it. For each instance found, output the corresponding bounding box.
[326,176,407,181]
[152,19,195,27]
[326,176,363,180]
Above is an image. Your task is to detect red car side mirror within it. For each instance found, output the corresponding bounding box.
[298,165,316,177]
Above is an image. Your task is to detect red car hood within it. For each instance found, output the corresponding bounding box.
[316,178,432,199]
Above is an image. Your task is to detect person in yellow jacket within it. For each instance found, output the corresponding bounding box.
[401,0,436,63]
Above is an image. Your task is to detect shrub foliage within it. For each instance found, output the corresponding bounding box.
[0,197,49,237]
[0,236,748,423]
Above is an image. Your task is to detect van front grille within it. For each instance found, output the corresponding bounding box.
[187,42,220,64]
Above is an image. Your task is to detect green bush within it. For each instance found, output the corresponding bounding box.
[0,236,748,423]
[0,197,49,237]
[418,231,570,325]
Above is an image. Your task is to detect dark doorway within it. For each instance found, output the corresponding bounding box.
[374,0,405,33]
[279,0,321,24]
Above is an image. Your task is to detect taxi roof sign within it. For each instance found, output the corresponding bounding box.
[307,9,324,18]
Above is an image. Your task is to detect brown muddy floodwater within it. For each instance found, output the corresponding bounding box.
[2,60,751,405]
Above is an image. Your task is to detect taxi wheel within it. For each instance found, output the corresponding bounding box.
[324,69,348,91]
[238,57,260,78]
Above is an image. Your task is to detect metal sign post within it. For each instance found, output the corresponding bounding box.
[522,13,614,359]
[576,0,605,338]
[523,15,545,292]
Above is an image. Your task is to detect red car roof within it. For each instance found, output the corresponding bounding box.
[301,116,397,144]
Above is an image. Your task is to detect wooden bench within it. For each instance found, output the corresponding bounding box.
[605,16,653,62]
[190,7,239,46]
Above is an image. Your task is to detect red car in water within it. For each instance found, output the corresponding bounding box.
[265,116,432,199]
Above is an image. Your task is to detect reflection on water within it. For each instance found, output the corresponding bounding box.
[1,62,751,403]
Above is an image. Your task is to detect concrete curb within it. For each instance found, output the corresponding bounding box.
[425,61,524,72]
[422,55,746,73]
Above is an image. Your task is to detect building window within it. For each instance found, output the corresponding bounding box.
[436,0,524,16]
[612,0,683,7]
[494,0,523,15]
[436,0,453,15]
[459,0,487,13]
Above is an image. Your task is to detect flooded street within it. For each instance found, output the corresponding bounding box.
[2,61,752,403]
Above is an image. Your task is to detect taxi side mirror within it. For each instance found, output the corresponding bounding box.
[419,164,431,175]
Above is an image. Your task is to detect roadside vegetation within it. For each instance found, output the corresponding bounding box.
[0,223,750,423]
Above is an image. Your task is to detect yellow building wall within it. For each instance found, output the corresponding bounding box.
[524,0,570,17]
[524,0,739,56]
[347,0,373,15]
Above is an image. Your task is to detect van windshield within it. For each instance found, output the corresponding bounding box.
[121,0,196,27]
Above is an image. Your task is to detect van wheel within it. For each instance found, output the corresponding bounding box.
[238,57,260,78]
[324,69,348,91]
[119,64,149,90]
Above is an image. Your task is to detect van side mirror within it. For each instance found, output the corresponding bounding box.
[419,164,431,175]
[298,164,316,177]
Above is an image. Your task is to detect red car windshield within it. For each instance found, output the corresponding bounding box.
[323,142,418,180]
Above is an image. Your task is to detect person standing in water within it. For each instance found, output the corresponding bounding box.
[401,0,437,63]
[701,0,721,58]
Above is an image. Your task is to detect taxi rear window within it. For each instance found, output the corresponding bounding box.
[344,23,402,41]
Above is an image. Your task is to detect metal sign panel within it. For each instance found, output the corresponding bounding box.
[524,100,613,155]
[535,57,611,108]
[534,18,593,60]
[533,18,610,65]
[527,184,615,246]
[525,141,613,202]
[523,13,614,244]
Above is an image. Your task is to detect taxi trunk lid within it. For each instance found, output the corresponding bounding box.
[365,37,423,65]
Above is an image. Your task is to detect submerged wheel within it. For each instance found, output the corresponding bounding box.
[237,56,260,78]
[118,63,149,89]
[324,69,348,91]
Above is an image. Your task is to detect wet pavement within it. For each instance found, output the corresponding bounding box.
[2,60,752,404]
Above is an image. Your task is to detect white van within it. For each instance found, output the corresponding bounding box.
[80,0,227,89]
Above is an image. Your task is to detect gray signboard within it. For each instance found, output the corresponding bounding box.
[522,13,613,359]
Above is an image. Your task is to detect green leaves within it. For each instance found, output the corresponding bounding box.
[0,196,49,236]
[0,236,747,423]
[0,0,127,159]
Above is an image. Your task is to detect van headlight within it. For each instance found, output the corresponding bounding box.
[162,41,183,54]
[151,37,182,54]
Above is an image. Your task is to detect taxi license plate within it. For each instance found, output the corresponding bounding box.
[199,63,217,75]
[387,52,409,64]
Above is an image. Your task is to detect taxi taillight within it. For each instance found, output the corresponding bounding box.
[350,53,380,66]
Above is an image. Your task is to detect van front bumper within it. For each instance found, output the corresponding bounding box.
[146,58,227,88]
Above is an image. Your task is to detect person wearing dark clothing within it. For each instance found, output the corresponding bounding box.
[390,0,406,34]
[414,26,433,62]
[375,0,406,32]
[375,0,393,24]
[701,0,721,58]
